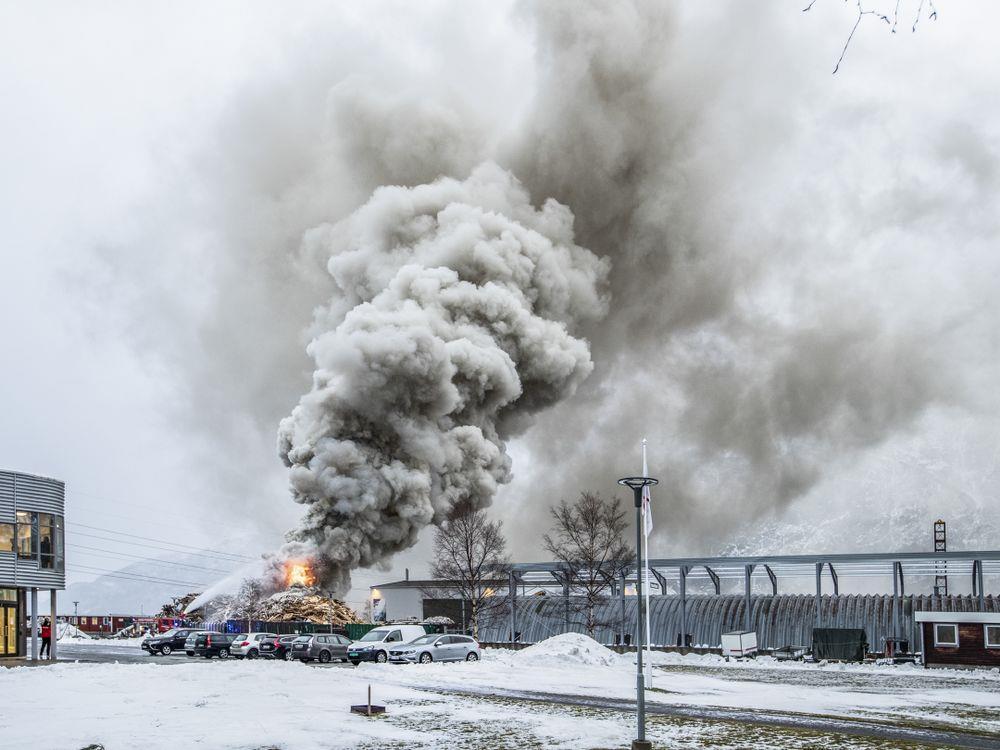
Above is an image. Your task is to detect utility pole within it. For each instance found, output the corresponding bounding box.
[618,474,658,750]
[73,601,79,623]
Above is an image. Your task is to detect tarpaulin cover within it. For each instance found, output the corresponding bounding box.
[812,627,868,661]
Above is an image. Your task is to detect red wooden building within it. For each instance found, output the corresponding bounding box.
[916,611,1000,669]
[68,614,138,635]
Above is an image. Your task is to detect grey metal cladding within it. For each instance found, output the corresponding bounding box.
[0,472,13,521]
[0,554,14,582]
[11,471,65,515]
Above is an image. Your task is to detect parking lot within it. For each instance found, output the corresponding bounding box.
[52,639,357,667]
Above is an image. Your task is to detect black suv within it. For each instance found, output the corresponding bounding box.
[142,628,200,656]
[260,635,298,660]
[190,632,238,659]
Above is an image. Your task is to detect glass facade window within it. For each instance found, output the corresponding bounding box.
[16,511,37,560]
[0,523,13,553]
[54,514,64,572]
[11,512,63,569]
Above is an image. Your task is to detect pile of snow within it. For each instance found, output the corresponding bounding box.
[57,623,92,640]
[514,633,620,667]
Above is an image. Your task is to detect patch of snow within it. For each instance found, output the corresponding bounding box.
[56,623,92,640]
[513,633,621,667]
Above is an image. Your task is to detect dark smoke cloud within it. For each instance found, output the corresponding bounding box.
[499,0,1000,551]
[275,164,608,593]
[89,1,1000,582]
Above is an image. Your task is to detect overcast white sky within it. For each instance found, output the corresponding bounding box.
[2,1,998,607]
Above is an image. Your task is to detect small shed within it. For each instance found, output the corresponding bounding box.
[915,611,1000,669]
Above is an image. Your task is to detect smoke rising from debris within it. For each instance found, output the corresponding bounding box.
[275,164,608,593]
[89,2,1000,577]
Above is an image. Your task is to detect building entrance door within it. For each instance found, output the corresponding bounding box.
[1,603,16,656]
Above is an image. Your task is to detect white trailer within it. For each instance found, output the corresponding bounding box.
[721,630,758,659]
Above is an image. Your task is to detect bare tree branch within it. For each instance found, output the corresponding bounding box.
[543,491,631,637]
[803,0,937,74]
[424,501,509,639]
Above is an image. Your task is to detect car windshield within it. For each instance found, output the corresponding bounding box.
[158,629,178,637]
[231,633,247,640]
[359,629,391,642]
[408,635,438,645]
[293,636,312,643]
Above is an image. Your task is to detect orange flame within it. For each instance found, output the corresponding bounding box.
[284,560,316,588]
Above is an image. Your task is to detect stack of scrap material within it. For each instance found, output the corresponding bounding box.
[255,585,361,625]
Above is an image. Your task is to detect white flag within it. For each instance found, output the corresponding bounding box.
[642,443,652,536]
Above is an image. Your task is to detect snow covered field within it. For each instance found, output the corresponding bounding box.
[3,634,999,749]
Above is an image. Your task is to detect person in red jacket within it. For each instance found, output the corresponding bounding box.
[40,618,51,658]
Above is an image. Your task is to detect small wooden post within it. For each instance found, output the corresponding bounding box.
[367,684,371,717]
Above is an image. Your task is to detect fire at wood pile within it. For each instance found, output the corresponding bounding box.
[255,585,360,625]
[178,561,360,625]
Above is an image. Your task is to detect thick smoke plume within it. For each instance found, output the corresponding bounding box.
[274,163,608,593]
[85,2,1000,581]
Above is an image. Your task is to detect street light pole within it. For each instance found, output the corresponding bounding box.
[618,474,658,750]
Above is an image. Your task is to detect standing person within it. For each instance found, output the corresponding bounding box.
[40,618,51,659]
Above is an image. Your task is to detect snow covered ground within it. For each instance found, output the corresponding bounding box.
[3,634,999,749]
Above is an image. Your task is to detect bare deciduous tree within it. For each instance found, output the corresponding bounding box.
[543,491,632,637]
[229,578,265,627]
[427,502,509,638]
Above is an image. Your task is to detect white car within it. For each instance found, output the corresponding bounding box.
[389,634,481,664]
[229,632,278,659]
[347,625,429,664]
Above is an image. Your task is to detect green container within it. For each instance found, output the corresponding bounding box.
[345,623,378,641]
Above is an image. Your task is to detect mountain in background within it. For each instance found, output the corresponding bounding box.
[60,553,244,616]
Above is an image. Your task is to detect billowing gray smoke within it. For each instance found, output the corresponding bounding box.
[88,2,1000,578]
[274,163,608,593]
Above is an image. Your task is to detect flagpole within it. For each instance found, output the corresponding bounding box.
[641,438,653,687]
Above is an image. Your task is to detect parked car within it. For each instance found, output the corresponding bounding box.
[190,631,238,659]
[389,634,481,664]
[347,625,428,665]
[141,628,202,656]
[290,633,353,663]
[184,630,211,656]
[229,631,279,659]
[260,635,299,660]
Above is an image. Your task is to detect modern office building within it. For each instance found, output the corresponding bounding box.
[0,469,65,659]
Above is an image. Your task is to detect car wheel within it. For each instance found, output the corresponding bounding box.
[318,650,331,664]
[375,650,388,664]
[350,660,360,666]
[161,645,172,656]
[247,649,258,660]
[283,651,292,661]
[466,652,479,662]
[419,652,433,664]
[218,648,230,659]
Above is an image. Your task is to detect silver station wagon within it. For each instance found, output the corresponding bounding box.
[389,634,481,664]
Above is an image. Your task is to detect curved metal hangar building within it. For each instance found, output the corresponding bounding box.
[0,470,65,659]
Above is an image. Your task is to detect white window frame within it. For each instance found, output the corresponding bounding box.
[933,623,959,647]
[985,625,1000,649]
